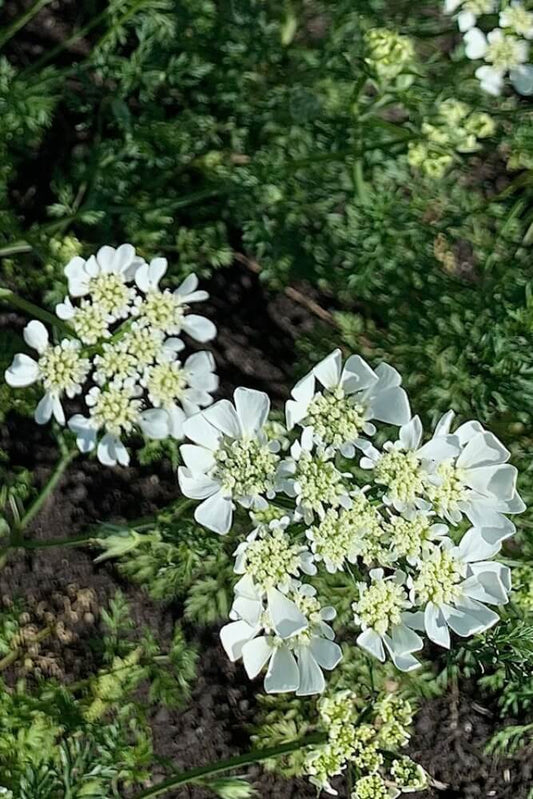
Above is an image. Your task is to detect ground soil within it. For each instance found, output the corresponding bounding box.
[1,266,532,798]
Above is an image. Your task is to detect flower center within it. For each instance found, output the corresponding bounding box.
[71,301,110,345]
[304,388,366,446]
[89,385,142,436]
[89,273,133,318]
[243,530,302,590]
[94,344,138,385]
[352,774,390,799]
[386,514,433,561]
[353,580,407,636]
[294,451,347,513]
[136,289,185,334]
[39,342,90,395]
[426,461,467,515]
[486,35,525,69]
[374,448,426,505]
[215,438,278,498]
[308,495,383,571]
[145,362,187,408]
[464,0,494,13]
[121,325,163,366]
[503,5,533,36]
[414,548,464,605]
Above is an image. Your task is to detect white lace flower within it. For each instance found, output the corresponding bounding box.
[93,342,141,387]
[55,297,113,345]
[353,569,423,672]
[64,244,142,320]
[68,379,169,467]
[359,416,459,514]
[286,350,410,456]
[464,27,530,95]
[406,528,511,649]
[5,320,90,425]
[444,0,496,32]
[426,410,524,537]
[142,350,218,439]
[178,388,279,534]
[221,582,341,695]
[500,1,533,39]
[234,523,316,594]
[385,511,448,566]
[133,259,216,342]
[276,427,352,523]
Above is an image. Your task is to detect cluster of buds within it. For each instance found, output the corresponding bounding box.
[178,349,523,698]
[5,244,218,466]
[364,28,416,88]
[306,691,427,797]
[408,98,495,178]
[444,0,533,95]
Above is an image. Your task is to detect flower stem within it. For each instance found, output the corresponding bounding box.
[133,734,327,798]
[0,0,54,49]
[0,287,74,338]
[11,444,78,544]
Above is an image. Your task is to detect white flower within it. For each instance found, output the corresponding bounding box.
[221,582,341,695]
[500,1,533,39]
[353,569,423,672]
[178,388,279,534]
[426,410,524,536]
[133,259,216,342]
[444,0,496,32]
[55,296,113,345]
[5,320,90,425]
[286,349,410,456]
[276,427,352,523]
[142,350,218,439]
[385,511,448,566]
[359,415,459,514]
[68,378,169,467]
[464,27,530,95]
[407,528,511,648]
[64,244,142,319]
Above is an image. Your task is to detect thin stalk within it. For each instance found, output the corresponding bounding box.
[0,242,33,258]
[134,734,328,798]
[13,532,98,550]
[0,287,74,337]
[0,0,54,49]
[12,446,77,541]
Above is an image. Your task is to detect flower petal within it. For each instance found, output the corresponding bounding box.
[264,645,299,693]
[357,629,385,661]
[139,409,169,440]
[310,638,342,670]
[5,353,40,387]
[68,414,97,453]
[182,314,217,343]
[35,393,54,425]
[194,490,233,534]
[23,320,49,354]
[234,387,270,435]
[203,399,241,438]
[242,636,273,679]
[296,648,325,696]
[267,587,307,639]
[220,620,258,662]
[424,602,450,648]
[313,349,342,389]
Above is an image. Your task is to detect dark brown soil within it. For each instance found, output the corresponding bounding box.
[1,266,532,798]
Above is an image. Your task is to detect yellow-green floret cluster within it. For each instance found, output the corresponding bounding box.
[215,438,278,498]
[391,756,428,791]
[88,384,142,437]
[364,28,415,81]
[241,530,303,590]
[304,388,366,447]
[352,774,390,799]
[70,300,111,345]
[426,460,467,517]
[374,449,426,507]
[413,548,465,606]
[88,272,134,318]
[385,514,434,562]
[39,341,90,396]
[145,361,187,408]
[294,451,347,513]
[353,580,407,636]
[135,289,184,334]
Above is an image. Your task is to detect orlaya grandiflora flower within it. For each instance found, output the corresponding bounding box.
[426,410,524,539]
[276,426,353,524]
[464,26,533,95]
[5,320,90,425]
[500,1,533,40]
[406,527,511,649]
[63,243,143,320]
[221,581,342,695]
[444,0,496,33]
[352,569,424,672]
[358,415,459,515]
[68,378,169,467]
[178,387,280,534]
[285,349,410,457]
[142,350,219,439]
[55,297,114,345]
[133,258,216,343]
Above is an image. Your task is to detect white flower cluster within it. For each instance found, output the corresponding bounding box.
[179,349,524,695]
[306,691,427,797]
[444,0,533,95]
[5,244,218,466]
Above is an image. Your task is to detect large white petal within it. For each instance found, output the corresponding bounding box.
[464,464,517,501]
[424,602,450,648]
[180,443,216,474]
[313,350,342,389]
[296,648,325,696]
[242,636,273,679]
[457,432,509,469]
[511,64,533,96]
[97,433,119,466]
[458,9,476,31]
[194,490,233,534]
[183,413,221,450]
[464,27,488,59]
[418,435,459,461]
[176,274,199,297]
[182,315,217,343]
[52,395,65,425]
[96,245,116,274]
[234,387,270,435]
[342,354,376,393]
[309,638,342,670]
[35,392,54,425]
[5,353,40,387]
[370,386,411,427]
[203,399,241,438]
[167,405,186,439]
[400,416,423,451]
[220,620,258,662]
[388,623,423,655]
[264,646,299,693]
[23,320,49,354]
[177,467,219,499]
[112,243,136,275]
[55,297,75,320]
[356,629,385,661]
[68,414,97,453]
[135,263,150,293]
[139,409,169,440]
[147,257,167,287]
[456,527,501,563]
[267,587,307,639]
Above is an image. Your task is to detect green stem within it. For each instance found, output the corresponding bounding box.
[134,734,328,798]
[0,242,33,258]
[0,287,74,338]
[12,532,98,550]
[0,0,54,49]
[13,446,77,540]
